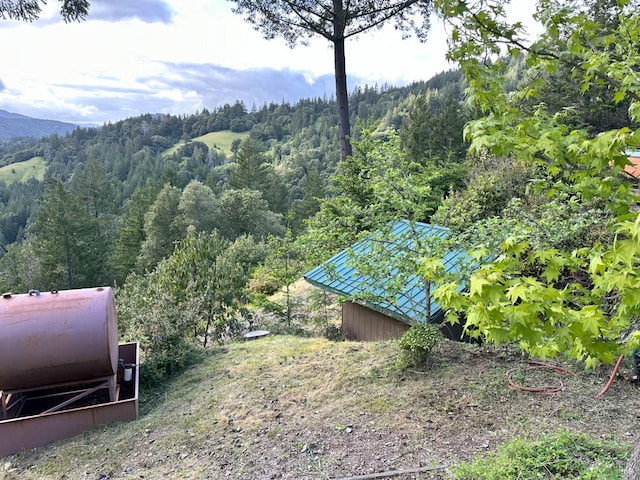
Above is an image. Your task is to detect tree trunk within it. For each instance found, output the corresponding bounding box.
[624,437,640,480]
[332,0,352,161]
[424,279,431,323]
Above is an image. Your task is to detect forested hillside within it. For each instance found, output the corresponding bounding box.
[3,0,640,476]
[0,70,466,287]
[0,109,78,141]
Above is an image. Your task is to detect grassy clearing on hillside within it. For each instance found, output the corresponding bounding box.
[3,336,638,479]
[0,157,45,184]
[162,131,250,157]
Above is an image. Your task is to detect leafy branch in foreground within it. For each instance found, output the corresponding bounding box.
[433,0,640,368]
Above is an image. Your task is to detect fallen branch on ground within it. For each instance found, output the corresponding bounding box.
[333,464,450,480]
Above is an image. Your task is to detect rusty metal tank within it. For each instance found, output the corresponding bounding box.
[0,286,118,391]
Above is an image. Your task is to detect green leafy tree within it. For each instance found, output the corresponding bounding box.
[117,227,262,384]
[72,158,119,279]
[293,164,324,229]
[0,236,42,293]
[300,124,390,265]
[228,137,271,192]
[111,185,158,283]
[432,0,640,368]
[212,188,285,241]
[302,124,457,265]
[116,271,198,386]
[431,154,536,232]
[177,179,217,233]
[72,159,116,219]
[401,81,471,165]
[159,227,249,347]
[435,7,640,473]
[224,234,270,276]
[263,168,290,215]
[518,0,640,135]
[137,183,183,271]
[229,0,435,160]
[259,214,306,325]
[228,137,290,213]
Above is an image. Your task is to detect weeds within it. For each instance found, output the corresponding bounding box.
[452,430,629,480]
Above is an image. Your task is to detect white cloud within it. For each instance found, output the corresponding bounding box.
[346,16,452,87]
[0,0,539,125]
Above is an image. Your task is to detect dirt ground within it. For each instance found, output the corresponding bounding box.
[4,337,640,480]
[202,340,640,480]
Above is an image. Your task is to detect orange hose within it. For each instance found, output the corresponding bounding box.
[506,362,575,395]
[596,354,624,398]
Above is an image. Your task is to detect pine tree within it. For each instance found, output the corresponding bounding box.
[228,137,271,192]
[34,180,108,289]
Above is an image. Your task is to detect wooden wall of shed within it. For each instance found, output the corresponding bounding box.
[342,301,410,341]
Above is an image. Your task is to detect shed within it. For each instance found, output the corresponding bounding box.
[303,220,470,341]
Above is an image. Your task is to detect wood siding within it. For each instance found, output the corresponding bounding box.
[341,301,466,342]
[342,301,410,341]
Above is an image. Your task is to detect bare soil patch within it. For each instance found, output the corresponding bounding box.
[3,336,639,479]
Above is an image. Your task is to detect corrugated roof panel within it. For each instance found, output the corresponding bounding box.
[303,220,471,325]
[625,156,640,179]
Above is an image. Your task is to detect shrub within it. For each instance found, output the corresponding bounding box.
[453,430,628,480]
[116,275,202,387]
[397,322,443,368]
[248,272,281,295]
[323,323,343,342]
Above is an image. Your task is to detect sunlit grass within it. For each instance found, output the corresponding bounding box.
[0,156,46,184]
[161,130,250,157]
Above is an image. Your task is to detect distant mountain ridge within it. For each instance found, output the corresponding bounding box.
[0,109,78,140]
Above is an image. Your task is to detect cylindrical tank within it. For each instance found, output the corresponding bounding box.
[0,287,118,391]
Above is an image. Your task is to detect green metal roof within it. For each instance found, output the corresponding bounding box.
[303,220,469,325]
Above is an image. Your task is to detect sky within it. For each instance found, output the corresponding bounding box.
[0,0,539,126]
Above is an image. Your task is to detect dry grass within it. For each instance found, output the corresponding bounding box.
[2,336,639,479]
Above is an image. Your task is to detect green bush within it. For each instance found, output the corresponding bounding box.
[248,271,281,295]
[323,323,343,341]
[116,275,203,387]
[397,322,443,368]
[453,430,629,480]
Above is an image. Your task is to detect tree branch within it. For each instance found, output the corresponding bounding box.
[463,7,640,104]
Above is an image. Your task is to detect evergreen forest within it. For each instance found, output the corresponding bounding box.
[1,0,640,388]
[4,0,640,476]
[0,69,476,377]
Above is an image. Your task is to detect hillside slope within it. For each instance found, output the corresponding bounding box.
[162,131,250,158]
[0,156,46,184]
[4,336,638,479]
[0,110,78,140]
